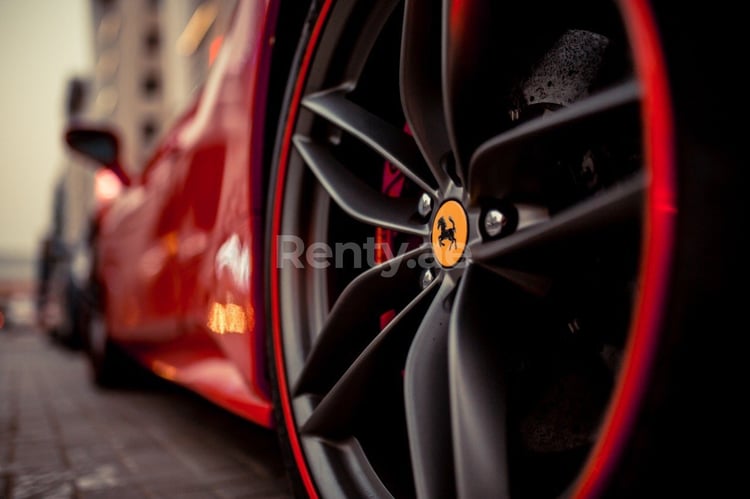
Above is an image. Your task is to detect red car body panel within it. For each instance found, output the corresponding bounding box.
[97,0,278,428]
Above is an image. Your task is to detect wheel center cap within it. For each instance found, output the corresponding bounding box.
[431,200,469,268]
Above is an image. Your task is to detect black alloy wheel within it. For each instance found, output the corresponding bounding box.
[268,0,672,497]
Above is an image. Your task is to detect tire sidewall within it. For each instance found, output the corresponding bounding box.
[265,1,328,497]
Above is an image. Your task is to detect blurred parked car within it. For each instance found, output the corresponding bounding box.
[37,77,122,348]
[63,1,741,497]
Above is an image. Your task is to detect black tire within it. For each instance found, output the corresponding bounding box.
[85,309,125,387]
[55,276,86,350]
[597,3,743,497]
[265,0,741,497]
[265,1,323,496]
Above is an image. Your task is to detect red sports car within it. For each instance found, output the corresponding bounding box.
[65,0,738,497]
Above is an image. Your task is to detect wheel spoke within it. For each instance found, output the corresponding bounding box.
[294,245,430,396]
[300,278,440,437]
[449,265,510,498]
[336,0,401,84]
[404,278,457,499]
[294,136,429,235]
[401,0,451,188]
[468,80,641,198]
[302,89,437,193]
[441,0,493,184]
[471,172,645,267]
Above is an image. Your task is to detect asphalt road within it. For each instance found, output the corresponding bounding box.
[0,326,293,499]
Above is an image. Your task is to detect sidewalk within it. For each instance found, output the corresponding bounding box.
[0,328,292,499]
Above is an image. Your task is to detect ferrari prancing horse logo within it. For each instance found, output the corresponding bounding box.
[431,200,468,268]
[436,216,457,250]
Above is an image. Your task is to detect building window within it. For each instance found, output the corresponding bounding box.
[145,28,160,54]
[142,119,159,143]
[142,72,161,97]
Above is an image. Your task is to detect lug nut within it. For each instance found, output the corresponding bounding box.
[567,318,581,334]
[418,193,432,218]
[484,209,507,238]
[421,269,434,289]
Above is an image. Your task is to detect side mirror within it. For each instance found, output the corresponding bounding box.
[65,126,131,186]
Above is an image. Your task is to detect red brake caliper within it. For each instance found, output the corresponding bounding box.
[376,125,410,329]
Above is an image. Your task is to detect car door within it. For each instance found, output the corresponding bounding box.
[98,136,188,344]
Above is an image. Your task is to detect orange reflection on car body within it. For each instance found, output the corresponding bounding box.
[209,35,223,66]
[151,359,177,381]
[207,302,252,335]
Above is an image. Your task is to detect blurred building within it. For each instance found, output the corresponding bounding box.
[88,0,236,172]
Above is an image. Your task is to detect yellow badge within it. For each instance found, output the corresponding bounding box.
[431,200,468,268]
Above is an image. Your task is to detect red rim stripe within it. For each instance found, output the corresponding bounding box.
[270,1,334,498]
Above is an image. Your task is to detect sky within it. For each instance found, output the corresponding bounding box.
[0,0,92,258]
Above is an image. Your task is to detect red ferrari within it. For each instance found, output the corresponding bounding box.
[65,0,739,497]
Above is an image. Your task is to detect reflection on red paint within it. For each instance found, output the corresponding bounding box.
[207,302,253,335]
[152,359,177,381]
[209,35,223,66]
[450,0,467,38]
[0,311,5,329]
[94,168,122,204]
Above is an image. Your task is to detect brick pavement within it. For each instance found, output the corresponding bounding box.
[0,327,292,499]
